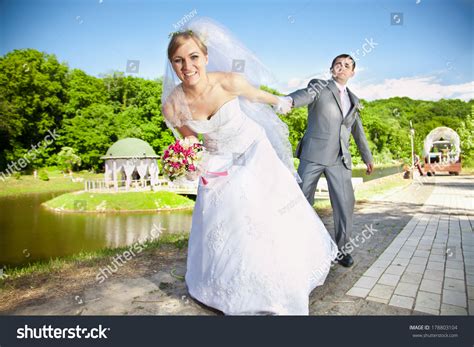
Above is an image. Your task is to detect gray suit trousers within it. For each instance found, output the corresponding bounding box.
[298,157,355,250]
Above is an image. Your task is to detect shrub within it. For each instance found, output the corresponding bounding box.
[38,170,49,181]
[57,147,81,173]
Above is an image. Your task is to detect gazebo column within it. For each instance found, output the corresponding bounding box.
[149,160,158,188]
[123,159,135,192]
[104,161,112,187]
[137,159,148,189]
[113,160,118,191]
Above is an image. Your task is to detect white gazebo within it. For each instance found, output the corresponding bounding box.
[423,126,461,162]
[100,138,160,191]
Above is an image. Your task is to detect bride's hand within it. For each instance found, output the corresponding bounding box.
[184,135,200,144]
[272,96,293,115]
[185,170,199,181]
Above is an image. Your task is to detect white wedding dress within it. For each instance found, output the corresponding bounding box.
[184,98,338,315]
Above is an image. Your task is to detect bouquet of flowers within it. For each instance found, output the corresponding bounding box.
[162,137,204,181]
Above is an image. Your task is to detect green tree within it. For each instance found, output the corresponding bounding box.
[57,146,81,173]
[0,49,68,169]
[1,48,472,173]
[456,109,474,167]
[59,104,116,171]
[63,69,108,118]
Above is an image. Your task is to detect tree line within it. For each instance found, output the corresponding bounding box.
[1,49,472,174]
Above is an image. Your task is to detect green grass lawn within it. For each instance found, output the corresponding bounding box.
[43,190,195,212]
[354,174,411,201]
[461,166,474,175]
[313,172,412,212]
[0,168,102,197]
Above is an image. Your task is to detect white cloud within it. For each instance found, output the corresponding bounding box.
[283,70,331,90]
[277,74,473,101]
[351,76,474,101]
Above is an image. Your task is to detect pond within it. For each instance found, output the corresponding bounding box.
[0,192,193,267]
[0,164,401,267]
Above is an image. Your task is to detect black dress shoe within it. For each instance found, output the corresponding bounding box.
[338,254,354,267]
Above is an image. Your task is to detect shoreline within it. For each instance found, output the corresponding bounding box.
[41,190,195,213]
[0,232,189,282]
[41,202,194,214]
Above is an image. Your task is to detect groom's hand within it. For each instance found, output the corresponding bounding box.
[272,96,293,115]
[366,163,374,175]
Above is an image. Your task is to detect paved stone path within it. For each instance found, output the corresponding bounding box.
[347,175,474,315]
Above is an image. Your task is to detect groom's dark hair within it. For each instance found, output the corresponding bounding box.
[330,54,356,71]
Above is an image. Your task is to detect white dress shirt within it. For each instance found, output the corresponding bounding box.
[333,79,351,118]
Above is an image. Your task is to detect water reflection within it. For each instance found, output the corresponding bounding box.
[352,164,402,181]
[0,192,193,267]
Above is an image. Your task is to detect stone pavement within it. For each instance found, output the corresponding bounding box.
[346,175,474,315]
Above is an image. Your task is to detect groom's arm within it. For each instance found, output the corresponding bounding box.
[351,113,374,167]
[287,79,325,108]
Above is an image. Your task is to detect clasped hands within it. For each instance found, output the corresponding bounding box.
[272,96,293,115]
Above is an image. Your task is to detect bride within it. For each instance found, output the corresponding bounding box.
[162,18,338,315]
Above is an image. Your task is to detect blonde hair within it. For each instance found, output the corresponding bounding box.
[167,31,208,60]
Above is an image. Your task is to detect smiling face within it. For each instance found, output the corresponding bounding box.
[169,36,208,87]
[330,56,355,84]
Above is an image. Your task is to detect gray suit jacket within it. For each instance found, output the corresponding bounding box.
[288,79,373,170]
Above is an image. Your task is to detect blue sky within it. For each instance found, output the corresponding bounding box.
[1,0,472,100]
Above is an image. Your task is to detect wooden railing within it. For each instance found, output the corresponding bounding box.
[84,178,199,194]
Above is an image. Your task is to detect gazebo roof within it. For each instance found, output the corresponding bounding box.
[101,138,159,159]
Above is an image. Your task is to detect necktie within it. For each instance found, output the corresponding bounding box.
[339,89,350,117]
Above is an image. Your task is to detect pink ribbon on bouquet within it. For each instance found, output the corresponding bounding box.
[201,170,228,185]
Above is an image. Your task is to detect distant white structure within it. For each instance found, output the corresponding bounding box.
[423,126,461,163]
[98,138,160,191]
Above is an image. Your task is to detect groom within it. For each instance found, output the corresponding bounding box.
[287,54,374,267]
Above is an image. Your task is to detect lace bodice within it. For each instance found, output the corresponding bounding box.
[185,98,266,155]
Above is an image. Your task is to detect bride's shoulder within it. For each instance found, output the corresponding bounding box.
[165,84,183,100]
[163,85,183,112]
